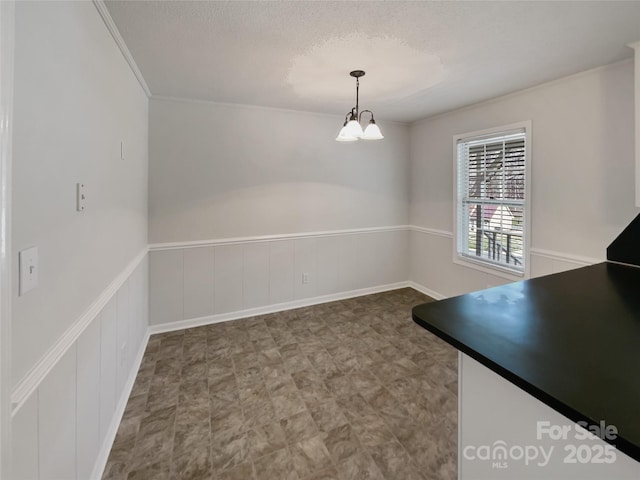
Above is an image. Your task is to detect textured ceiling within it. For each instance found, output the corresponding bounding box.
[105,0,640,123]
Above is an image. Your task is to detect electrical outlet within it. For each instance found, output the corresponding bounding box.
[302,273,310,284]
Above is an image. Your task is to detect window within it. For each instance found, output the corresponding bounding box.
[454,122,530,276]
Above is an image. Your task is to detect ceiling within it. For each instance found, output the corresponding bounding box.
[105,1,640,123]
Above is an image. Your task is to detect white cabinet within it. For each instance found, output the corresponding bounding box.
[459,353,640,479]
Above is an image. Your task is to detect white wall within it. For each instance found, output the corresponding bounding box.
[409,60,639,297]
[10,1,149,479]
[149,229,408,328]
[12,0,148,386]
[149,97,410,243]
[147,97,410,327]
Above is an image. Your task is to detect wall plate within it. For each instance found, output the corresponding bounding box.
[19,247,38,296]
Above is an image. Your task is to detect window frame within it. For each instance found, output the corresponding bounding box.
[452,121,532,280]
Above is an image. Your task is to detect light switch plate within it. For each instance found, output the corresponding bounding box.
[19,246,38,296]
[76,183,85,212]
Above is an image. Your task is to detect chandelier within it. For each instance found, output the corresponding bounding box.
[336,70,384,142]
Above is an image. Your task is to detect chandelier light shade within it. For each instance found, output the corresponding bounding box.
[336,70,384,142]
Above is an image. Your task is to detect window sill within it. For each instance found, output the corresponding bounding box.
[453,255,525,281]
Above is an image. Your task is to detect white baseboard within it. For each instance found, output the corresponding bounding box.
[148,281,411,335]
[407,281,447,301]
[91,330,150,480]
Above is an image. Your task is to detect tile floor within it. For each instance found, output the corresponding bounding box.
[102,288,457,480]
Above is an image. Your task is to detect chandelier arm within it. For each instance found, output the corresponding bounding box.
[359,109,375,123]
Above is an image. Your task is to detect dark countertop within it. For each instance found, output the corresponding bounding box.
[412,261,640,462]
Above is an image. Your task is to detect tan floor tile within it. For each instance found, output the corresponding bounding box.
[306,399,349,433]
[279,410,319,444]
[171,447,211,480]
[211,428,250,471]
[335,452,385,480]
[369,440,426,480]
[126,460,171,480]
[301,466,341,480]
[349,413,395,449]
[254,447,300,480]
[102,289,456,480]
[247,422,288,460]
[217,461,256,480]
[322,424,360,464]
[272,390,307,419]
[290,435,333,478]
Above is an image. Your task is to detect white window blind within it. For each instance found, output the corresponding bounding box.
[456,128,527,274]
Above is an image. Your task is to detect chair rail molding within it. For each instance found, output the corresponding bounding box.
[529,247,602,267]
[409,225,454,238]
[149,225,411,251]
[10,248,148,414]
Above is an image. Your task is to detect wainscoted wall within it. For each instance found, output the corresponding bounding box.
[408,60,635,298]
[149,228,409,331]
[11,254,148,480]
[5,234,602,479]
[409,228,512,299]
[528,248,603,278]
[148,224,602,333]
[12,0,149,389]
[409,228,602,299]
[10,2,149,476]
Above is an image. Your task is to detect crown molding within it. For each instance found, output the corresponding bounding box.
[92,0,151,97]
[151,95,410,126]
[411,57,633,127]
